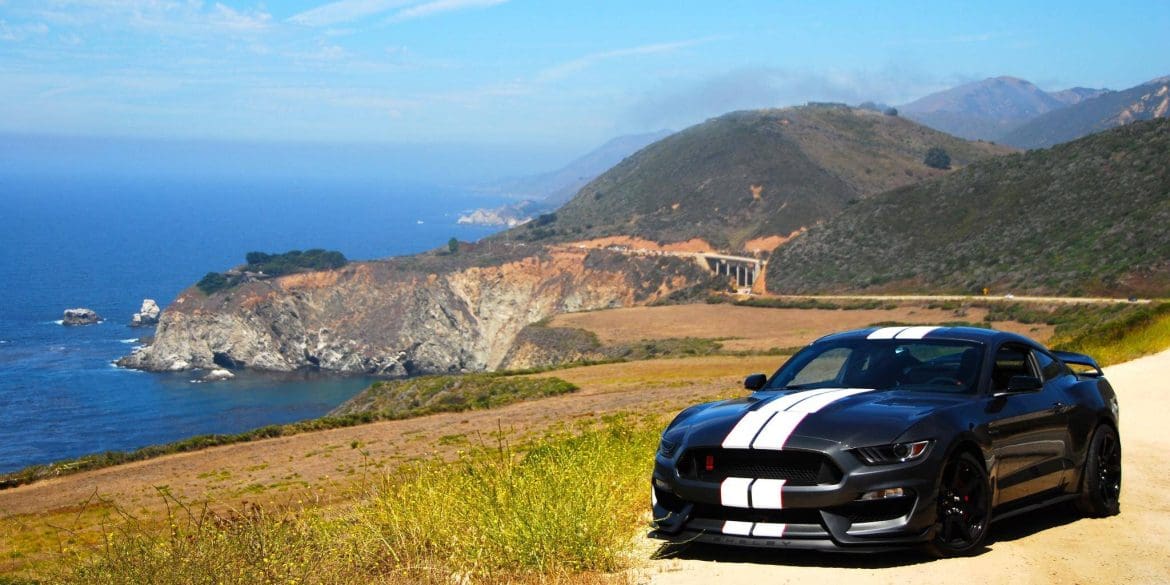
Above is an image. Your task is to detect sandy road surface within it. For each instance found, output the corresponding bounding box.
[636,349,1170,585]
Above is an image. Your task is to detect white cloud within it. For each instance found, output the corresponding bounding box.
[620,66,940,131]
[385,0,507,23]
[208,3,272,31]
[288,0,414,27]
[0,19,49,42]
[22,1,272,36]
[535,38,718,84]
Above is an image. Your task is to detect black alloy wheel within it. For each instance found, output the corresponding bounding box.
[926,452,991,557]
[1075,425,1122,517]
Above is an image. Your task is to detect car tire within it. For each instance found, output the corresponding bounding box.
[1074,425,1122,517]
[925,452,992,558]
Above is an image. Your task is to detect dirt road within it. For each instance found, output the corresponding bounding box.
[636,349,1170,585]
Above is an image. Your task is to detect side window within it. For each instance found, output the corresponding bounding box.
[991,344,1034,391]
[1032,350,1068,382]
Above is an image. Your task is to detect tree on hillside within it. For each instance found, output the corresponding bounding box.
[448,237,459,254]
[924,147,952,170]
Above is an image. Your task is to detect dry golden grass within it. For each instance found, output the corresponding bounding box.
[548,304,1053,351]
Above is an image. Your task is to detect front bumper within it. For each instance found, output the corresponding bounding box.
[649,437,944,551]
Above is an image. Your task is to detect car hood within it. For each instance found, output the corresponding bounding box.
[666,388,968,450]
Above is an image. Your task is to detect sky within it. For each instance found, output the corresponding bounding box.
[2,0,1169,181]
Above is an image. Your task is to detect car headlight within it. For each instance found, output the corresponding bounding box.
[853,440,933,465]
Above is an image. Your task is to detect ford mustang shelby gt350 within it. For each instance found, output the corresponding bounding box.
[650,326,1121,556]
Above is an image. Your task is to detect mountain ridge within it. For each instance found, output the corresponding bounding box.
[1001,77,1170,148]
[899,76,1108,141]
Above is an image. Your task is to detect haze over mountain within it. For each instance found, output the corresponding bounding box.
[1001,76,1170,149]
[899,76,1108,142]
[769,118,1170,296]
[512,104,1010,251]
[483,130,673,206]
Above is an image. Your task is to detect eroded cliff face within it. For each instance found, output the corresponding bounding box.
[118,248,713,375]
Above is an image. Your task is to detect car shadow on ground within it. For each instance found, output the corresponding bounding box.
[650,506,1087,567]
[984,504,1082,545]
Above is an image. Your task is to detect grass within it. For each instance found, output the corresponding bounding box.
[331,373,578,417]
[1051,302,1170,366]
[43,416,662,585]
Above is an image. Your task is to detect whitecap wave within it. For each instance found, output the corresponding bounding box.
[53,320,64,325]
[119,338,140,344]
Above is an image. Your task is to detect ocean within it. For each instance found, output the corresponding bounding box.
[0,173,504,474]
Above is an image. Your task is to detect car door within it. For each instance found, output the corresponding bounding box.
[985,343,1070,504]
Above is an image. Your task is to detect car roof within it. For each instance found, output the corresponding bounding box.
[813,325,1038,347]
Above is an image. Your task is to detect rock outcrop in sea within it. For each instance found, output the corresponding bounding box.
[201,369,235,382]
[130,299,161,327]
[62,308,102,326]
[118,245,715,376]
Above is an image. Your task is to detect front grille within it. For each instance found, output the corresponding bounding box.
[691,503,823,525]
[827,496,915,524]
[677,448,842,486]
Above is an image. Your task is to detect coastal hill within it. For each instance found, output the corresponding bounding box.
[767,118,1170,296]
[118,243,717,375]
[1001,76,1170,149]
[513,104,1010,251]
[899,76,1107,141]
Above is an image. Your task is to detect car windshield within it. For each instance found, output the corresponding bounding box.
[763,338,984,394]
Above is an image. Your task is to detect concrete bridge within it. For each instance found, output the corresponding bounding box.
[560,243,768,294]
[700,253,766,292]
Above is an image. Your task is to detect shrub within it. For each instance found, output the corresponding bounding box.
[924,147,951,169]
[195,272,231,295]
[244,249,348,276]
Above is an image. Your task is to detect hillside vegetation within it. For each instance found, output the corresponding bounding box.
[508,105,1008,250]
[330,373,577,417]
[769,118,1170,296]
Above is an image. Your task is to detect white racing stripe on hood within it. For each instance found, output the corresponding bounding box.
[721,387,846,449]
[750,388,873,450]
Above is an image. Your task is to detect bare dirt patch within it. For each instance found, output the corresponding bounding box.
[743,229,807,254]
[548,304,1053,352]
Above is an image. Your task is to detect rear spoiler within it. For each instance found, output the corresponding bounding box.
[1053,351,1104,378]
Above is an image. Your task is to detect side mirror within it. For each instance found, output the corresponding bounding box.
[744,373,767,391]
[1004,375,1043,393]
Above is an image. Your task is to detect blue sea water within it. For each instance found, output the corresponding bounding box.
[0,173,504,474]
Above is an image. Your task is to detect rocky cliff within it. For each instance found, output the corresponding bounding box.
[118,245,715,375]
